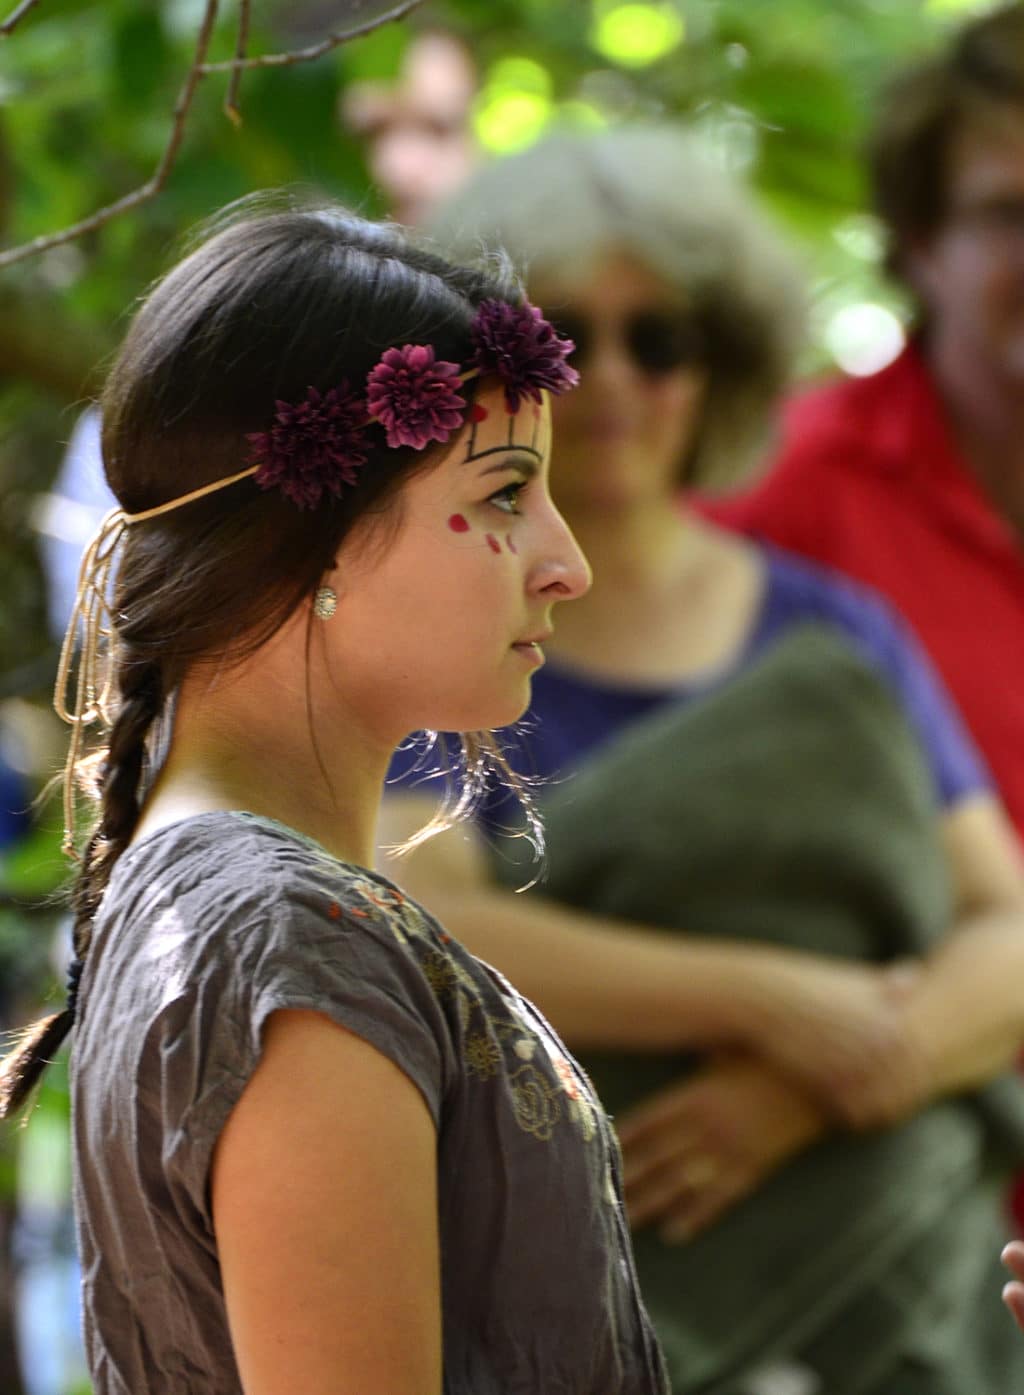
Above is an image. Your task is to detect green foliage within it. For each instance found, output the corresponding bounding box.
[0,0,981,696]
[0,0,980,716]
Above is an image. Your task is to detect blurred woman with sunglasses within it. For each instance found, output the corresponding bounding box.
[379,127,1024,1394]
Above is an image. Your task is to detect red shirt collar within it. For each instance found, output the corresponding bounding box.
[785,340,1018,556]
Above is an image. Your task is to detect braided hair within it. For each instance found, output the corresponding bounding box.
[0,198,523,1116]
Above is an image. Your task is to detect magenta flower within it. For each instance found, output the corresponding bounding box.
[246,384,368,510]
[365,345,467,450]
[470,299,579,413]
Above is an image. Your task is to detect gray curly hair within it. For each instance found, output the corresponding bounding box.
[427,124,806,489]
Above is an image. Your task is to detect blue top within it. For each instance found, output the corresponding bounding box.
[387,547,991,838]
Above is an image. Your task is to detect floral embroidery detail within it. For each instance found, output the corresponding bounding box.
[509,1063,562,1141]
[328,869,603,1150]
[455,987,472,1033]
[551,1053,581,1100]
[422,950,459,996]
[569,1095,598,1142]
[551,1052,598,1141]
[465,1033,502,1081]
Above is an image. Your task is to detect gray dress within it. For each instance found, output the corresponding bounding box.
[71,811,668,1395]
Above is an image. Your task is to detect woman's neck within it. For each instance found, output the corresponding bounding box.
[547,500,764,685]
[564,497,692,588]
[134,660,387,870]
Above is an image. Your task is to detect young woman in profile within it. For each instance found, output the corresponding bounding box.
[0,202,679,1394]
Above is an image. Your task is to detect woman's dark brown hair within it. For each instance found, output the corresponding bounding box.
[870,1,1024,279]
[0,197,520,1117]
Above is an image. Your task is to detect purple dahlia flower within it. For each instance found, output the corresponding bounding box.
[470,300,579,413]
[246,384,368,510]
[365,344,467,450]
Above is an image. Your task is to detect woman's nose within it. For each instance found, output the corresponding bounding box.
[534,510,592,602]
[585,323,637,391]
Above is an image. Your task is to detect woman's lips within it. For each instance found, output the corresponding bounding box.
[511,640,547,667]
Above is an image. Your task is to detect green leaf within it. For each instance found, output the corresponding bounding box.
[109,6,173,111]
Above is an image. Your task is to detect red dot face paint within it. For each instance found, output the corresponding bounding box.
[485,533,502,554]
[505,533,518,554]
[447,513,470,533]
[470,403,489,423]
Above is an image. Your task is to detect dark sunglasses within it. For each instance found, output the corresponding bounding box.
[554,310,706,377]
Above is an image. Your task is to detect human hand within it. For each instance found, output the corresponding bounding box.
[616,1054,827,1243]
[737,953,930,1131]
[1003,1240,1024,1333]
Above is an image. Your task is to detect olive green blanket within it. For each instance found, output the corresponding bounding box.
[493,625,1024,1394]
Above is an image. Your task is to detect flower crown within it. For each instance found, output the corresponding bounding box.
[246,298,577,509]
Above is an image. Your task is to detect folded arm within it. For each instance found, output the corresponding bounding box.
[376,795,920,1117]
[896,794,1024,1102]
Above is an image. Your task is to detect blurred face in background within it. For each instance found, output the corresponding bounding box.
[535,252,709,519]
[910,109,1024,382]
[342,33,480,227]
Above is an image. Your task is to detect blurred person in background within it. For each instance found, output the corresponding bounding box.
[341,25,480,228]
[379,125,1024,1395]
[707,4,1024,847]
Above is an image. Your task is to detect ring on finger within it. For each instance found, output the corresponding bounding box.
[680,1155,718,1189]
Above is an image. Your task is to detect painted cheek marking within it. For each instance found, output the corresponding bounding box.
[447,513,470,533]
[485,533,502,554]
[470,403,489,423]
[505,533,518,554]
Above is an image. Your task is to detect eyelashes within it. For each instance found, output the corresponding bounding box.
[487,481,527,515]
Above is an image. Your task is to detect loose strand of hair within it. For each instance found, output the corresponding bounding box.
[0,1010,76,1120]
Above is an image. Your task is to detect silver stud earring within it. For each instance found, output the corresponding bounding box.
[313,585,337,620]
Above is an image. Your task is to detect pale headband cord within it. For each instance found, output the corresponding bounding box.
[54,465,258,858]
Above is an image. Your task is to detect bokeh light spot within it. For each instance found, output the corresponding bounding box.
[474,57,555,153]
[825,302,905,377]
[590,2,685,68]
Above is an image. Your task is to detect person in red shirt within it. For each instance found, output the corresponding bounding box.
[707,3,1024,842]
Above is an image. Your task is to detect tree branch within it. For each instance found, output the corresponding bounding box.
[0,0,40,40]
[0,0,221,270]
[198,0,426,74]
[223,0,251,128]
[0,0,428,271]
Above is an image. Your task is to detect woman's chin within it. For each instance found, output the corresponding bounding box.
[422,682,534,739]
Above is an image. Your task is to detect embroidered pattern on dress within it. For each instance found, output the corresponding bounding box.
[465,1033,502,1081]
[508,1062,563,1141]
[333,869,603,1148]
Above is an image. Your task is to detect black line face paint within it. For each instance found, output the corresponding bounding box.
[463,393,544,465]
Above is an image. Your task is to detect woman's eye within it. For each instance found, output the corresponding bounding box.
[488,481,526,515]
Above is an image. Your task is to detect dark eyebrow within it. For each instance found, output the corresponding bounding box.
[471,449,543,477]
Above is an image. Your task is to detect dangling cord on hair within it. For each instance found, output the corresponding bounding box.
[54,508,129,856]
[53,465,258,859]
